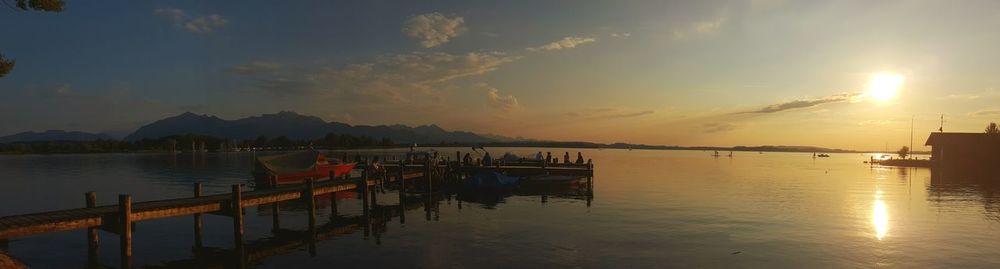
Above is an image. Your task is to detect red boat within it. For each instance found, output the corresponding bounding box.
[253,150,356,186]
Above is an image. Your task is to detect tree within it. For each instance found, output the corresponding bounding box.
[12,0,64,12]
[897,146,909,159]
[986,122,1000,134]
[0,54,13,78]
[0,0,65,78]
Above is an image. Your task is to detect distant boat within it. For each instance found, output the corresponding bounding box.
[817,154,830,158]
[253,150,356,186]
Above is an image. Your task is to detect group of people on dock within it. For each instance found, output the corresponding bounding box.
[534,151,588,165]
[458,150,590,167]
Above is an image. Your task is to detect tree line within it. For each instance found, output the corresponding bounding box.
[0,133,396,154]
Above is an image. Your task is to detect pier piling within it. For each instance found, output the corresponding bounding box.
[85,191,99,264]
[231,184,245,268]
[398,160,406,225]
[193,183,203,249]
[305,179,317,257]
[118,194,132,269]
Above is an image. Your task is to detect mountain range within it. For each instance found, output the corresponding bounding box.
[0,111,868,153]
[0,130,112,143]
[120,111,497,143]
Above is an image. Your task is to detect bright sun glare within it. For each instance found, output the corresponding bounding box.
[866,73,905,102]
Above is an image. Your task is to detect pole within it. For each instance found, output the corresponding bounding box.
[193,183,203,249]
[910,115,914,159]
[231,184,245,268]
[85,192,99,266]
[118,194,132,269]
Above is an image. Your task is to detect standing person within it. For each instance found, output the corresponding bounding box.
[463,153,472,166]
[563,152,570,164]
[535,151,544,161]
[546,152,552,164]
[482,152,493,166]
[575,152,584,164]
[371,156,386,193]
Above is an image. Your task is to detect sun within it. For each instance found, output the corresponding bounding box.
[865,73,904,102]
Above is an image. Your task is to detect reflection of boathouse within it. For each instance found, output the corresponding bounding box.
[925,132,1000,170]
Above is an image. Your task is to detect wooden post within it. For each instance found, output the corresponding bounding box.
[398,160,406,224]
[456,151,461,166]
[425,159,432,193]
[193,183,203,249]
[271,201,281,232]
[327,170,338,218]
[118,194,132,269]
[231,184,245,268]
[361,164,370,239]
[305,178,316,257]
[85,191,99,265]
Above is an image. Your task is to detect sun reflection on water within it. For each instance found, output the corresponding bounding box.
[873,190,889,240]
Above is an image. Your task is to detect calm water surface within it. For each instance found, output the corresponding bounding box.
[2,148,999,268]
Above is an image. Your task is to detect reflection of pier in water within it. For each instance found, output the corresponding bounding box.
[927,167,1000,223]
[143,196,429,269]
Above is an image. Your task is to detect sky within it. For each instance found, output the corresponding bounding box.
[2,0,1000,150]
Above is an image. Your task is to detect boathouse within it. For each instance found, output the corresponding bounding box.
[924,132,1000,169]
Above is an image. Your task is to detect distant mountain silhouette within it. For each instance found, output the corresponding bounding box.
[0,130,112,143]
[124,111,498,143]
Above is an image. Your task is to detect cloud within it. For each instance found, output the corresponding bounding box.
[402,13,466,48]
[673,16,727,41]
[609,32,631,38]
[969,110,1000,118]
[225,61,283,74]
[567,108,654,119]
[155,8,229,34]
[485,86,519,111]
[703,122,738,133]
[527,37,597,52]
[229,52,519,111]
[737,93,859,114]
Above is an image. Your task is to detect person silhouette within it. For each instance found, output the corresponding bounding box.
[482,152,493,166]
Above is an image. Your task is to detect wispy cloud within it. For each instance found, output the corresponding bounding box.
[484,85,520,111]
[155,8,229,34]
[228,52,519,111]
[672,16,727,41]
[567,108,654,119]
[527,36,597,52]
[225,61,283,74]
[402,13,466,48]
[737,93,859,114]
[703,122,738,133]
[969,110,1000,118]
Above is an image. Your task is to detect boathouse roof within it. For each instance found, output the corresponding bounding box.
[925,132,1000,146]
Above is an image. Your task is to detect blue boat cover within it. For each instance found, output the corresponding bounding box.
[465,171,520,189]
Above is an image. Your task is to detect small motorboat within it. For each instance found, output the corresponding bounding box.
[253,150,356,186]
[817,154,830,158]
[464,171,520,190]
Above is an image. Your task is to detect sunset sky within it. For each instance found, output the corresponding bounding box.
[3,0,1000,150]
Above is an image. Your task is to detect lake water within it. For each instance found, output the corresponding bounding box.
[2,148,999,268]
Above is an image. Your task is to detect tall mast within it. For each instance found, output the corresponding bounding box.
[910,115,914,159]
[939,114,944,132]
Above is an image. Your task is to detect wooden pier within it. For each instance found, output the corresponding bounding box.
[0,155,595,268]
